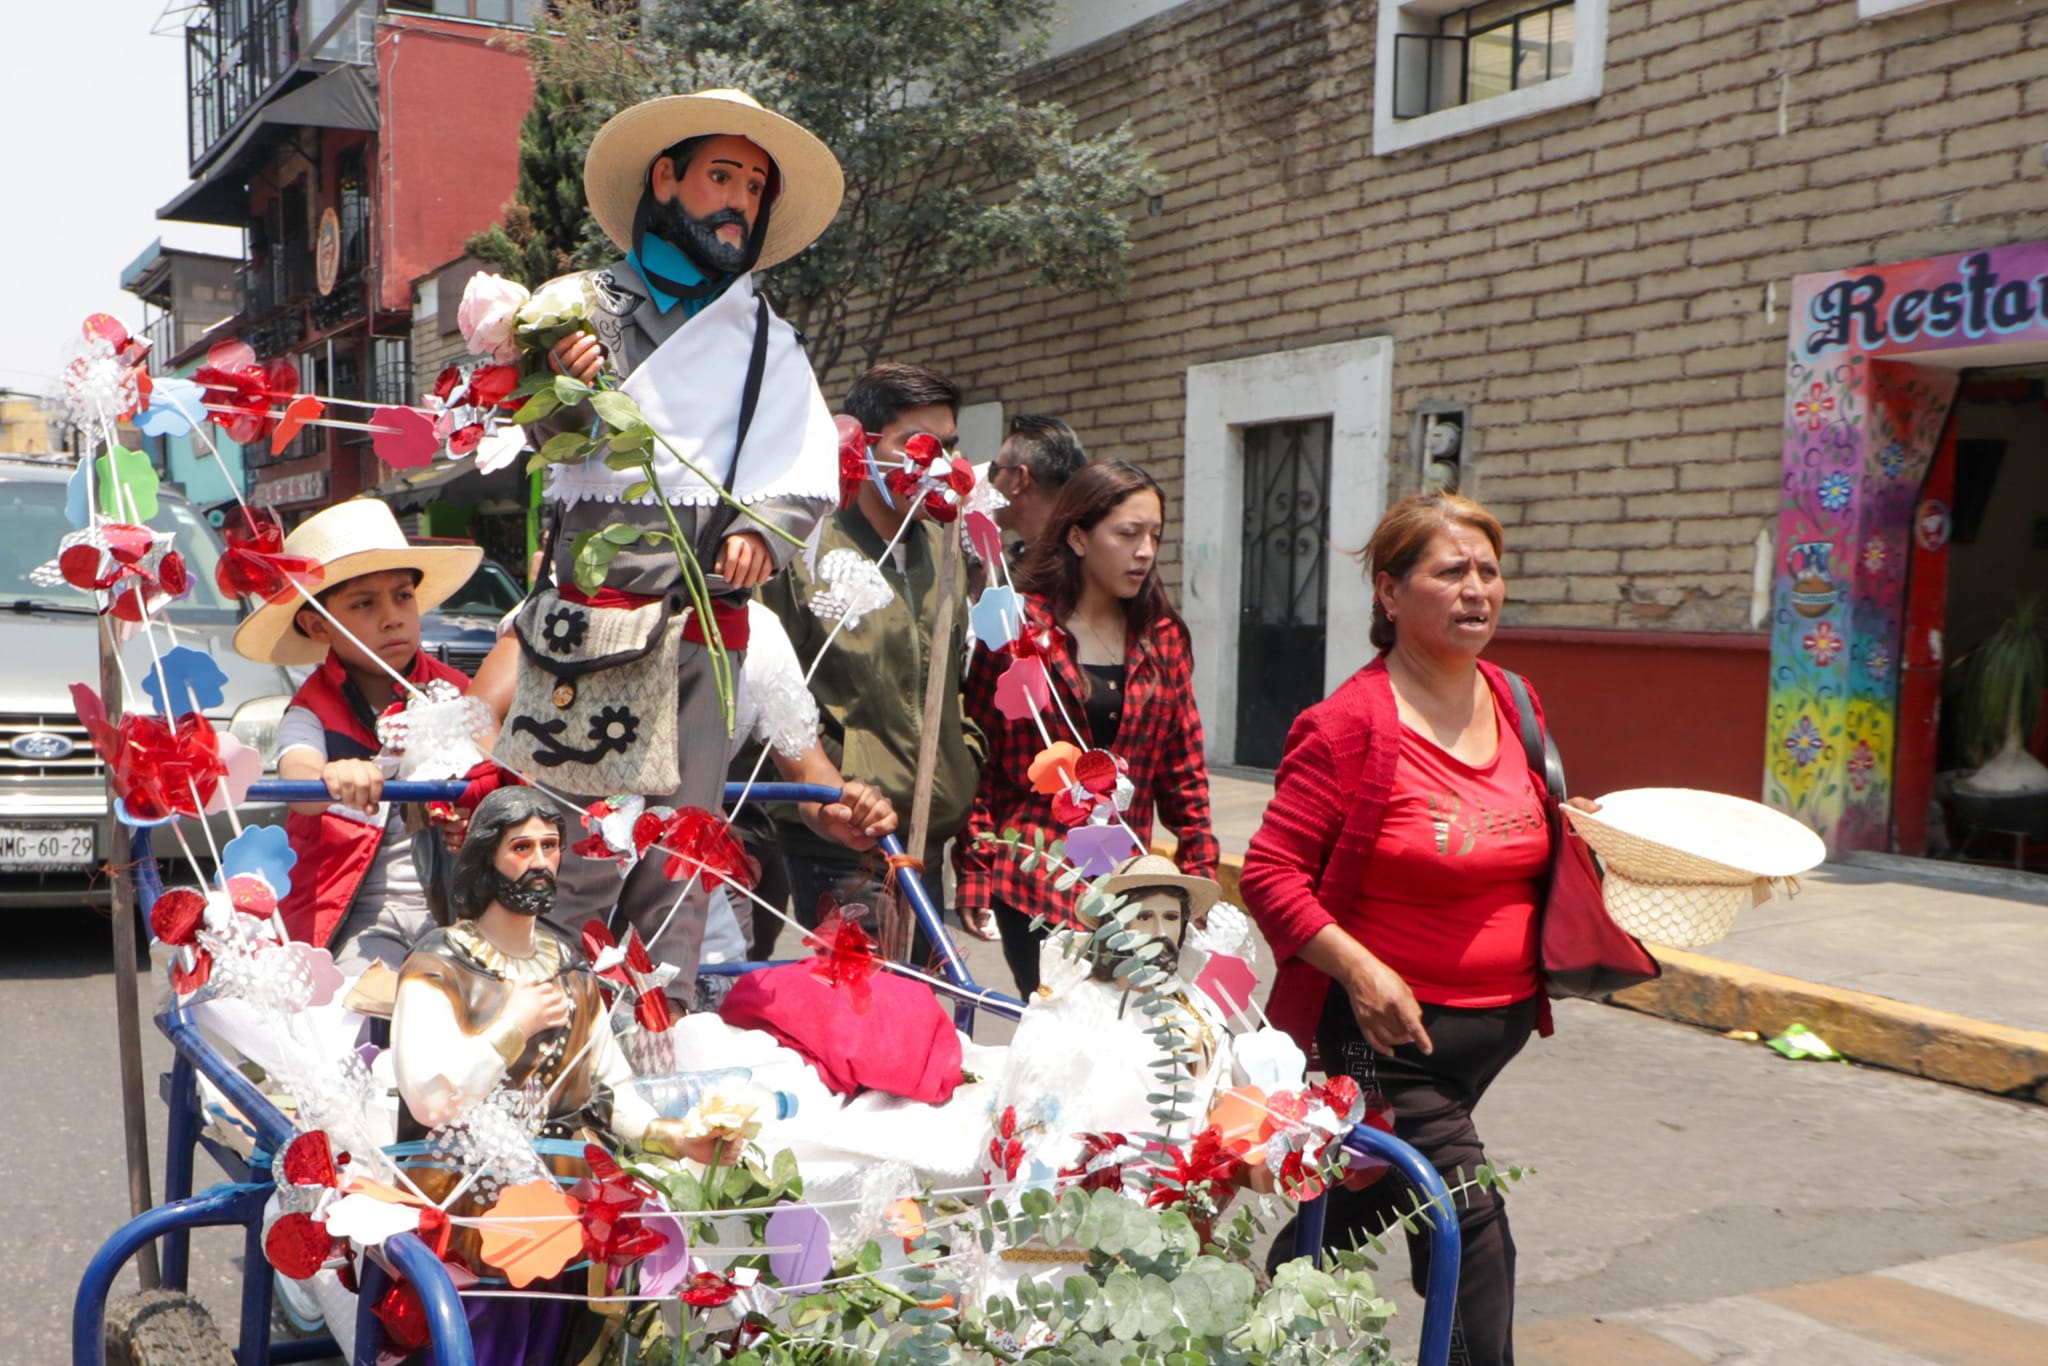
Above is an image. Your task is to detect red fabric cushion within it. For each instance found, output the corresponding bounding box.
[717,964,964,1104]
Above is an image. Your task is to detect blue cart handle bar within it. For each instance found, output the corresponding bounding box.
[242,780,1014,1017]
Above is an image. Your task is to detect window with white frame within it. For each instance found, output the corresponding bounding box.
[1374,0,1608,156]
[1855,0,1959,17]
[1394,2,1577,119]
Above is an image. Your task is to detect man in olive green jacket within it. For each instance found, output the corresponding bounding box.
[756,363,985,957]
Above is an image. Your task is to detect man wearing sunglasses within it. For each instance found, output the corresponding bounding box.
[987,414,1088,570]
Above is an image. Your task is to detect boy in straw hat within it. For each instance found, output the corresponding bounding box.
[509,88,846,997]
[233,498,484,973]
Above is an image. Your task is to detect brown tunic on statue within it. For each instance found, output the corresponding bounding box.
[392,921,618,1271]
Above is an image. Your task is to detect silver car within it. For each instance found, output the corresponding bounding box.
[0,455,294,907]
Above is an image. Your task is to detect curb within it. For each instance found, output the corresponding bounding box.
[1608,947,2048,1105]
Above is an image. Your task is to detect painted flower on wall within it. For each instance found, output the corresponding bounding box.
[1861,536,1889,574]
[1865,645,1892,679]
[1794,382,1837,432]
[1817,471,1854,512]
[1802,622,1844,667]
[1876,440,1907,481]
[1846,740,1877,793]
[1784,715,1826,768]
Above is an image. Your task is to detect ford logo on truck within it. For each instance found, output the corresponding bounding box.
[11,732,75,760]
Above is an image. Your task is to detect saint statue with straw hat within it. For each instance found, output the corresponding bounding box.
[496,89,845,998]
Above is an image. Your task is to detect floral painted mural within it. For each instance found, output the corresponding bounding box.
[1770,242,2048,851]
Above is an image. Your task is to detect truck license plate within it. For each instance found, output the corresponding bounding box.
[0,825,97,871]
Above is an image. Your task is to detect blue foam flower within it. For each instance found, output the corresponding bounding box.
[969,586,1024,651]
[136,377,206,438]
[219,824,296,898]
[141,646,230,716]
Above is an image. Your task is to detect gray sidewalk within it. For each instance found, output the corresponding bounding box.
[1176,771,2048,1102]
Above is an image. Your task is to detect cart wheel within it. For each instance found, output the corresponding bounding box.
[103,1290,234,1366]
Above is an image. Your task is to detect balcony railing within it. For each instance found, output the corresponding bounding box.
[186,0,300,171]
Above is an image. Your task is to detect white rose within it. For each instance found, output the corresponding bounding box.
[516,273,594,339]
[675,1092,762,1143]
[456,272,529,363]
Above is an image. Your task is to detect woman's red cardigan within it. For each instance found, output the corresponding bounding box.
[1239,655,1549,1061]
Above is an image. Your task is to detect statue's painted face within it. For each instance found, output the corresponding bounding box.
[649,133,772,273]
[1127,889,1186,947]
[1093,887,1189,983]
[492,815,561,918]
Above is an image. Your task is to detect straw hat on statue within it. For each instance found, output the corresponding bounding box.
[1564,788,1826,948]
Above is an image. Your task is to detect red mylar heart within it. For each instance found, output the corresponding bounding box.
[622,930,655,976]
[58,543,111,591]
[103,524,154,564]
[1051,788,1093,828]
[149,889,207,946]
[432,366,464,402]
[373,1280,432,1353]
[156,551,189,599]
[172,947,212,995]
[282,1129,339,1188]
[416,1205,452,1260]
[372,405,439,469]
[84,313,132,349]
[106,577,157,623]
[205,338,256,373]
[630,811,665,852]
[227,872,278,918]
[902,432,942,467]
[271,395,325,454]
[1073,749,1120,796]
[264,1211,336,1281]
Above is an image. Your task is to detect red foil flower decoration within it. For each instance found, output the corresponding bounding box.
[194,341,298,446]
[215,509,324,605]
[569,1144,669,1272]
[579,920,674,1035]
[1146,1125,1240,1212]
[804,905,881,1014]
[679,1270,740,1308]
[656,807,758,890]
[1059,1131,1135,1194]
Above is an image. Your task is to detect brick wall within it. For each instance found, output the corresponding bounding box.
[820,0,2048,631]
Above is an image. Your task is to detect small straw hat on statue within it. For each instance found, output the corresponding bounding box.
[1564,788,1826,948]
[232,499,481,666]
[1095,853,1223,924]
[582,88,844,270]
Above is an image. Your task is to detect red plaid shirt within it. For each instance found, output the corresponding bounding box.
[954,594,1218,929]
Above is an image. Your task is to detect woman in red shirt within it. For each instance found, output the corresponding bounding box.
[956,461,1218,995]
[1240,491,1593,1366]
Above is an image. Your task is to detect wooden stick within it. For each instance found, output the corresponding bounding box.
[891,521,965,963]
[100,613,162,1292]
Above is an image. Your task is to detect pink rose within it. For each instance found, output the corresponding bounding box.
[456,271,529,363]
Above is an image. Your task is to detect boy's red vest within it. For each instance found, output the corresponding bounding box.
[279,652,471,949]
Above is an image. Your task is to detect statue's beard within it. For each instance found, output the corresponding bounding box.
[648,197,751,275]
[1092,934,1179,983]
[494,868,557,918]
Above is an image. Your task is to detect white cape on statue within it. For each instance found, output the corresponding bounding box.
[544,272,840,509]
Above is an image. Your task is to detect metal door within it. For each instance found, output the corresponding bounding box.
[1236,418,1332,768]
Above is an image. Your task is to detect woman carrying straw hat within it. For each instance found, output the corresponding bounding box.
[1240,491,1598,1366]
[508,89,846,999]
[232,498,482,972]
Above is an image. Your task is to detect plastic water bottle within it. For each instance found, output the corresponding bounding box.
[630,1067,798,1122]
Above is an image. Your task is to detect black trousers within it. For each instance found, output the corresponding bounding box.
[992,897,1052,997]
[1272,986,1537,1366]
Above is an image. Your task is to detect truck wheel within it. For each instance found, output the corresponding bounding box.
[103,1290,234,1366]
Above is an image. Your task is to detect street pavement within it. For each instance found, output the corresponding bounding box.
[12,795,2048,1364]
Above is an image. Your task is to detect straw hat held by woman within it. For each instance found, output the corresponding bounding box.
[1240,492,1595,1366]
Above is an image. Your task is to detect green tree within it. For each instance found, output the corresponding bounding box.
[469,0,1158,378]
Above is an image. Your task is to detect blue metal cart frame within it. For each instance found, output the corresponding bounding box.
[75,781,1460,1365]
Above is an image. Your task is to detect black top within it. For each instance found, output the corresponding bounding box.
[1082,662,1127,748]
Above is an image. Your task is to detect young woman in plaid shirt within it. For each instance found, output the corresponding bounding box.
[956,461,1219,995]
